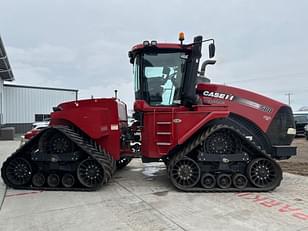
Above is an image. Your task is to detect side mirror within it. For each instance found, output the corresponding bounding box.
[209,43,215,58]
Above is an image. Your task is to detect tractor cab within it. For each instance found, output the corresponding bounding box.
[129,33,215,108]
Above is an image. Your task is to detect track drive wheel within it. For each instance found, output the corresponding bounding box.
[204,128,241,154]
[40,129,74,154]
[247,158,282,188]
[77,159,104,188]
[116,157,132,170]
[5,158,32,186]
[169,157,200,190]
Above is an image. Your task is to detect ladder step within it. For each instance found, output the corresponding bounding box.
[157,142,171,146]
[157,132,171,135]
[156,121,172,125]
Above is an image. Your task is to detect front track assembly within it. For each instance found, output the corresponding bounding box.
[1,126,115,191]
[167,124,282,192]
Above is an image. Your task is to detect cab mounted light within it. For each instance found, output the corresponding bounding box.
[179,32,185,45]
[150,40,157,46]
[143,41,150,46]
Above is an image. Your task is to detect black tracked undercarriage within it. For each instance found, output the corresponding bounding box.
[167,124,282,192]
[1,126,115,191]
[2,123,282,192]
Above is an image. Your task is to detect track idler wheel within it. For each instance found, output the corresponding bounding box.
[32,173,45,187]
[200,173,216,189]
[5,158,32,186]
[247,158,282,188]
[232,173,248,189]
[217,174,232,189]
[169,157,200,190]
[47,174,60,187]
[62,173,75,188]
[77,159,104,188]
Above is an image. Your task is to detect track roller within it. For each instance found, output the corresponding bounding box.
[47,174,60,187]
[200,173,216,189]
[232,173,248,189]
[32,173,45,187]
[62,173,75,188]
[217,174,232,189]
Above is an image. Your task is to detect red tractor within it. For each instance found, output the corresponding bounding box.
[1,34,296,192]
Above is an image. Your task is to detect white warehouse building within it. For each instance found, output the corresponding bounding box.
[2,84,78,132]
[0,36,78,134]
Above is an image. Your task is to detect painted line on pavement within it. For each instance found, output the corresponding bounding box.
[5,191,43,198]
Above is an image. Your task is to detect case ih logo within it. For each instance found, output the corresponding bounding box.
[202,90,273,113]
[203,91,234,101]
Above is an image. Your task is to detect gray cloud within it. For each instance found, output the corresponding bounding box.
[1,0,307,110]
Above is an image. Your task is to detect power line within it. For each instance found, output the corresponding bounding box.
[223,72,308,84]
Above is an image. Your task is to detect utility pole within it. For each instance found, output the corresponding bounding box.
[285,92,293,105]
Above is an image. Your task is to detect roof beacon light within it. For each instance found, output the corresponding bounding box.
[143,40,150,46]
[179,32,185,44]
[151,40,157,46]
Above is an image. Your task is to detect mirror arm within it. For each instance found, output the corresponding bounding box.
[185,38,215,46]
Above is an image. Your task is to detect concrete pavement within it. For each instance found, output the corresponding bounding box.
[0,140,307,231]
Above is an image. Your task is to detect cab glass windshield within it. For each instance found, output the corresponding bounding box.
[139,52,186,106]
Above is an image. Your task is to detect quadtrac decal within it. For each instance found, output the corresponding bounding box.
[202,90,273,113]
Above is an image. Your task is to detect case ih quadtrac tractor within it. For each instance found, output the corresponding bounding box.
[1,34,296,192]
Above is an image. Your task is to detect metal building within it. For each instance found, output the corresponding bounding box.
[3,84,78,132]
[0,36,14,129]
[0,36,78,133]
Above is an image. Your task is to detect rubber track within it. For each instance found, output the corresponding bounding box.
[1,126,115,191]
[167,124,282,192]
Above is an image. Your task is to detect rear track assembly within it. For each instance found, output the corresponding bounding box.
[1,126,115,191]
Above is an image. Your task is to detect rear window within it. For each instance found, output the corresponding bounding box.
[117,101,127,121]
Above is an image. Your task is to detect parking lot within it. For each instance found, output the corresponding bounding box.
[280,138,308,176]
[0,138,307,231]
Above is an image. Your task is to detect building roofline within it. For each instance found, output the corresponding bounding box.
[3,83,78,92]
[0,36,14,81]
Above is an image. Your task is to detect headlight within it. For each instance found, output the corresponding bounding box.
[304,124,308,131]
[287,128,296,135]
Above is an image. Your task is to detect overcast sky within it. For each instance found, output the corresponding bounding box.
[1,0,307,111]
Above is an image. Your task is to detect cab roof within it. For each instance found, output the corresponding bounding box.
[130,43,192,53]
